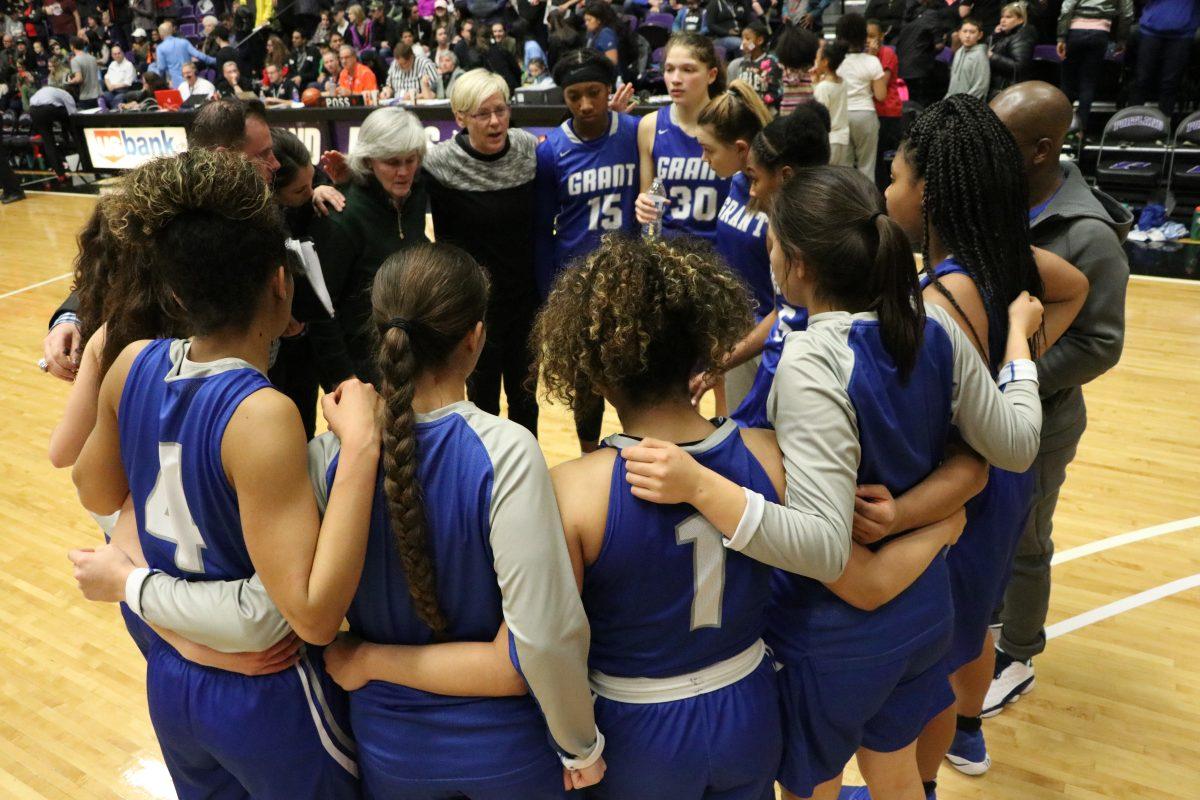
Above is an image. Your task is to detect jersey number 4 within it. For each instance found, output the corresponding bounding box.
[145,442,207,574]
[676,513,726,630]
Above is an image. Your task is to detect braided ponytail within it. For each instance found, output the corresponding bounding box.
[371,243,489,635]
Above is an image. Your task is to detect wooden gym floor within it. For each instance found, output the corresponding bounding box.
[1,193,1197,799]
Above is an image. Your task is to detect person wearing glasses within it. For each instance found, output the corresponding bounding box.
[422,69,542,437]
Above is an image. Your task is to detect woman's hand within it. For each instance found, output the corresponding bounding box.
[68,543,135,602]
[609,82,635,113]
[564,757,606,790]
[622,438,705,506]
[852,484,896,545]
[1008,290,1044,340]
[172,632,303,676]
[322,378,382,449]
[634,191,668,225]
[689,370,720,407]
[311,183,346,216]
[319,149,351,184]
[324,632,373,691]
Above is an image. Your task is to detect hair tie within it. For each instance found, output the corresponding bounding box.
[870,211,884,224]
[387,316,416,335]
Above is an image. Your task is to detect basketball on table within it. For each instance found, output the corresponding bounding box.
[301,87,323,107]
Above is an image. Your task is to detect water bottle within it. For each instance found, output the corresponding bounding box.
[642,177,668,240]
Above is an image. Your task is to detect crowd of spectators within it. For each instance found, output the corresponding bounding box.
[0,0,1197,184]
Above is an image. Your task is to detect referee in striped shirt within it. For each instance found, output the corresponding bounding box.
[381,42,442,101]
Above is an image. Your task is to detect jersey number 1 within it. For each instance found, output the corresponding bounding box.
[676,513,726,630]
[145,442,207,573]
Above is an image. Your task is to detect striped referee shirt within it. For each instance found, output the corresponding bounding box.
[385,54,442,99]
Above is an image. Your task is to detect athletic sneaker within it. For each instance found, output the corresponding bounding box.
[982,648,1035,717]
[838,785,936,800]
[946,728,991,775]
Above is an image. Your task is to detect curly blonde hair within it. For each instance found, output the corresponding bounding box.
[533,235,755,409]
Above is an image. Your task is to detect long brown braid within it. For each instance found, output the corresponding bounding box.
[371,243,489,635]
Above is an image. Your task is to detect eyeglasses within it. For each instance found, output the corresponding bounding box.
[468,105,511,122]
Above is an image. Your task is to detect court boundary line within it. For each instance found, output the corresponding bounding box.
[1129,274,1200,287]
[1047,573,1200,639]
[1053,516,1200,565]
[0,272,72,301]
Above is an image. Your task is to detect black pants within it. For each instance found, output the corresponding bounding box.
[903,75,940,109]
[1061,29,1110,133]
[468,296,539,437]
[269,335,321,440]
[875,114,903,192]
[0,140,22,196]
[1131,32,1193,117]
[29,104,72,178]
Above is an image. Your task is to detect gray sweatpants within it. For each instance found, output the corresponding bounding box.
[847,110,879,180]
[997,399,1087,661]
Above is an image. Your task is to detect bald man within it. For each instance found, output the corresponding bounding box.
[984,81,1131,715]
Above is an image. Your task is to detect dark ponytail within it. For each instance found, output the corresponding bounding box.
[770,165,924,379]
[372,243,490,635]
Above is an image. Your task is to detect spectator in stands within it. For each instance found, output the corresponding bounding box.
[958,0,1003,33]
[100,44,135,107]
[367,1,400,52]
[706,0,745,55]
[402,29,429,60]
[345,3,371,50]
[836,13,887,178]
[179,59,216,101]
[403,2,434,45]
[67,35,100,109]
[524,56,553,85]
[674,0,705,33]
[81,15,105,58]
[812,39,850,166]
[131,0,155,38]
[294,0,321,39]
[948,17,989,99]
[473,25,520,89]
[582,2,619,65]
[466,0,507,26]
[437,49,462,94]
[865,0,907,42]
[319,48,340,92]
[432,0,457,36]
[260,62,294,104]
[309,106,429,388]
[775,23,819,115]
[329,30,346,55]
[491,20,518,60]
[312,9,332,44]
[44,0,80,45]
[453,18,477,66]
[1057,0,1134,132]
[1129,0,1200,118]
[546,9,583,67]
[216,58,255,98]
[262,34,289,85]
[988,1,1035,96]
[727,21,782,109]
[28,82,74,182]
[151,20,215,88]
[895,0,953,107]
[782,0,834,33]
[381,40,440,100]
[47,52,70,85]
[289,29,322,89]
[510,19,544,70]
[117,69,165,107]
[867,18,902,187]
[336,43,378,94]
[432,23,453,62]
[211,25,237,75]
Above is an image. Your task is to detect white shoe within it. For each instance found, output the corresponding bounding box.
[982,649,1034,718]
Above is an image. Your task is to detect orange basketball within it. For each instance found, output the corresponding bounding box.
[301,87,322,107]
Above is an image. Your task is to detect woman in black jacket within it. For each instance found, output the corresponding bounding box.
[988,2,1036,95]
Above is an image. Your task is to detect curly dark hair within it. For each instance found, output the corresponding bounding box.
[533,235,754,410]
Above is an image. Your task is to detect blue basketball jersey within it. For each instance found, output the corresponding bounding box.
[715,172,772,319]
[921,256,1007,369]
[731,295,809,429]
[533,111,640,297]
[120,339,273,582]
[584,419,779,679]
[766,316,958,663]
[651,105,730,242]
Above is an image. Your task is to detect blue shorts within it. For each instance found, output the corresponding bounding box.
[586,657,781,800]
[350,690,566,800]
[147,643,359,800]
[946,468,1035,672]
[776,635,954,795]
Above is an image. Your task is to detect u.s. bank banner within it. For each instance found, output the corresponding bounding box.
[84,126,190,169]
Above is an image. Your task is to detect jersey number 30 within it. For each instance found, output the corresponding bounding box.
[145,442,207,574]
[676,513,726,630]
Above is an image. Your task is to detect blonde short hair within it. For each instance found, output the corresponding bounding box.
[450,69,510,117]
[1001,2,1027,21]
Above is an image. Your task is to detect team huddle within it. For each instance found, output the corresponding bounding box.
[48,27,1126,800]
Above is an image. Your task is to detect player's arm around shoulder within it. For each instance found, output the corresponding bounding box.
[73,339,154,515]
[550,447,618,589]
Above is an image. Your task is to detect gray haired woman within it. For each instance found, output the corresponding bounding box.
[310,107,430,388]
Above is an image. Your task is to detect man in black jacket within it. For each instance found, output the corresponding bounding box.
[287,28,322,89]
[894,0,954,106]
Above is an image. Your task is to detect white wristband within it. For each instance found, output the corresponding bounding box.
[560,727,605,771]
[124,567,152,618]
[724,488,765,552]
[997,358,1038,389]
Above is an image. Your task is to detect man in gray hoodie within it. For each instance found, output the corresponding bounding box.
[986,81,1131,714]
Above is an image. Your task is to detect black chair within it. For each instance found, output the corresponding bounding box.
[1167,110,1200,199]
[1094,105,1170,203]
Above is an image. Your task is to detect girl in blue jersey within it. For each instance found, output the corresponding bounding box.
[309,242,606,798]
[532,234,969,800]
[691,79,774,411]
[635,32,732,243]
[621,166,1047,800]
[71,149,383,800]
[533,48,640,453]
[881,94,1088,787]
